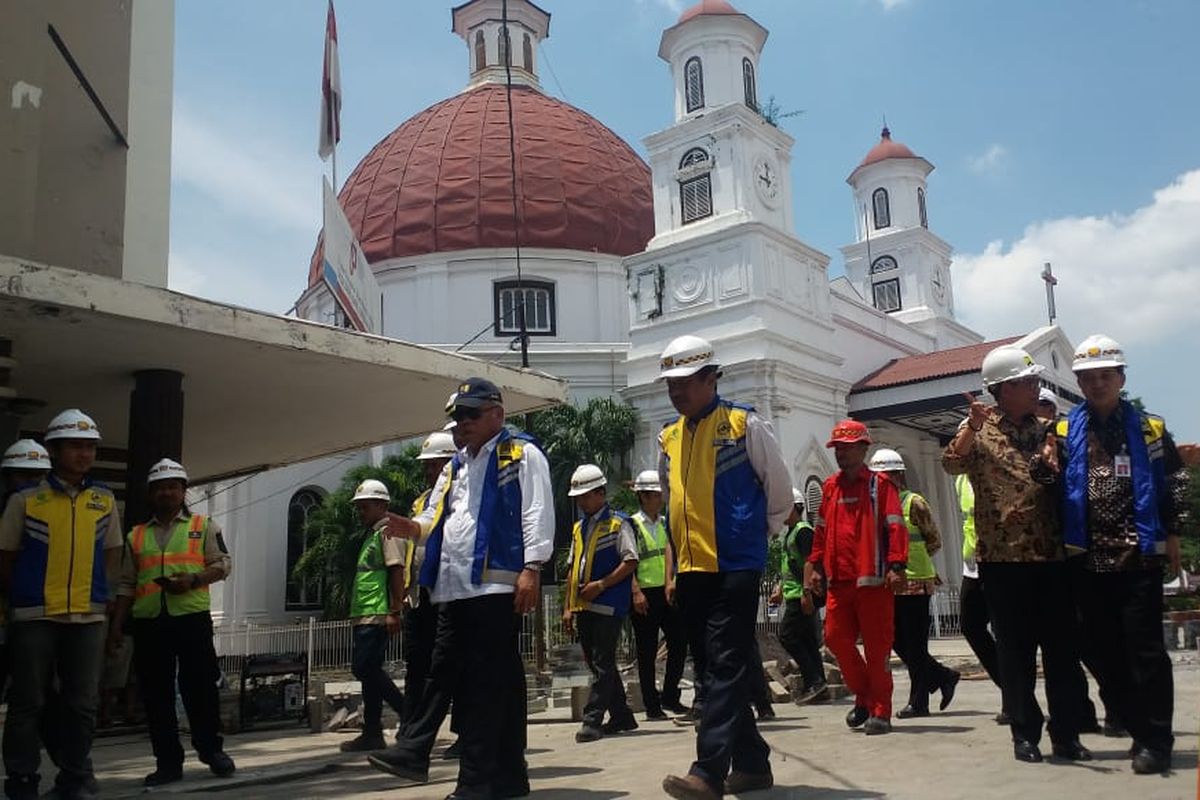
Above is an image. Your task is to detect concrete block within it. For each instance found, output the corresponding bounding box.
[570,686,589,722]
[764,661,789,688]
[826,666,843,685]
[1164,622,1179,650]
[768,681,789,702]
[827,684,852,700]
[625,680,645,713]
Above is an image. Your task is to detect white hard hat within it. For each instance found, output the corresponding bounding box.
[869,448,906,473]
[352,479,391,503]
[980,346,1045,388]
[1038,387,1058,405]
[1072,334,1126,372]
[632,469,661,493]
[659,335,719,379]
[2,439,51,471]
[44,409,101,441]
[568,463,607,497]
[146,458,188,484]
[792,487,804,506]
[418,431,457,460]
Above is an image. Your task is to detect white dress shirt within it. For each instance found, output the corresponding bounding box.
[416,430,554,604]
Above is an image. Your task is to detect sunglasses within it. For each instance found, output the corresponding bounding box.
[449,404,496,422]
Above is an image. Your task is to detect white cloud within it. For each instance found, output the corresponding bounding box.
[966,143,1008,174]
[879,0,909,9]
[953,168,1200,348]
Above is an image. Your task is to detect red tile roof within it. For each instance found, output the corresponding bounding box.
[851,336,1022,393]
[678,0,741,24]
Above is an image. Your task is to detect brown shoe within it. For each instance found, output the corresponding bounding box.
[724,770,774,794]
[662,774,720,800]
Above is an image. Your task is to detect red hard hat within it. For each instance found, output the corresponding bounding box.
[827,419,871,447]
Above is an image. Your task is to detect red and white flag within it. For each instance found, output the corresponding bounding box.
[318,0,341,161]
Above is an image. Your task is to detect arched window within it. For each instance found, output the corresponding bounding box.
[494,279,556,336]
[803,476,824,524]
[870,255,898,274]
[870,255,901,312]
[497,27,511,67]
[522,33,533,72]
[918,187,928,228]
[474,30,487,71]
[872,187,890,229]
[685,57,705,113]
[742,58,757,111]
[678,148,713,224]
[285,488,324,610]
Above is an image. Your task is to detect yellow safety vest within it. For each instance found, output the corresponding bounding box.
[900,492,937,581]
[129,514,210,618]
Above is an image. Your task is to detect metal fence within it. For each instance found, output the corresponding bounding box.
[214,582,965,681]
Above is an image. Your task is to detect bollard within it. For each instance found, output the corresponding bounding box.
[309,678,326,732]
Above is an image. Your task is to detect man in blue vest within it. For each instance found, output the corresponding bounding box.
[655,336,793,800]
[628,469,688,720]
[562,464,638,742]
[0,409,124,800]
[1035,334,1188,775]
[369,378,553,800]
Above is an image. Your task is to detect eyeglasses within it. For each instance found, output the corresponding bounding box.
[449,404,497,422]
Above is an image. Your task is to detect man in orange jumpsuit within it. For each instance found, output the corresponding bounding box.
[804,420,908,734]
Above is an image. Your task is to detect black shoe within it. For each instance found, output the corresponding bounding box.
[995,711,1011,725]
[1051,739,1093,761]
[1103,720,1128,737]
[443,786,492,800]
[442,738,463,760]
[340,733,388,752]
[1078,717,1102,735]
[601,716,638,734]
[845,705,869,729]
[367,747,430,783]
[495,779,531,798]
[673,708,701,727]
[793,682,828,705]
[863,716,892,735]
[1131,746,1170,775]
[755,704,776,720]
[938,672,960,711]
[646,708,669,720]
[661,698,688,715]
[724,770,774,793]
[1014,740,1043,763]
[4,774,38,800]
[200,750,236,778]
[895,704,930,719]
[575,725,603,743]
[143,768,183,787]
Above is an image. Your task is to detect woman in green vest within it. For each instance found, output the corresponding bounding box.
[869,449,960,719]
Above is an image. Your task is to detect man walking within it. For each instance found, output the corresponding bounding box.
[628,470,688,719]
[942,346,1090,764]
[0,409,123,799]
[1037,334,1187,774]
[562,464,638,742]
[370,378,552,800]
[337,478,410,752]
[770,490,826,704]
[804,421,908,736]
[955,472,1006,723]
[109,458,235,785]
[655,335,792,800]
[867,448,960,718]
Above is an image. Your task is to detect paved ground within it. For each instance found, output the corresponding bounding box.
[88,640,1198,800]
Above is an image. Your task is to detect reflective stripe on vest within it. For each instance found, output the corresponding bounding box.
[900,492,936,581]
[567,510,631,617]
[130,514,210,618]
[350,526,390,619]
[631,513,666,588]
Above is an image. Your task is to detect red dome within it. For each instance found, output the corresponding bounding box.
[678,0,741,24]
[856,126,919,169]
[308,85,654,287]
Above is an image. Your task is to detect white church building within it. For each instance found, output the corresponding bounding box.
[203,0,1081,627]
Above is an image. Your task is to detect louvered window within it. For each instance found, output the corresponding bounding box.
[872,278,902,313]
[742,58,757,111]
[804,477,824,523]
[494,280,555,336]
[678,148,713,225]
[918,187,928,228]
[872,187,891,229]
[685,57,705,112]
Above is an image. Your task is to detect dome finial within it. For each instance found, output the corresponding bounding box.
[881,114,890,140]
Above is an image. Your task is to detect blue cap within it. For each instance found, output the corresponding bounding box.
[446,377,502,412]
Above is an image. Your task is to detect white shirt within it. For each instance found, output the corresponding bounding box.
[416,431,554,604]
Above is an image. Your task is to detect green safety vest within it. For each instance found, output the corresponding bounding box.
[632,513,667,589]
[900,491,937,581]
[349,525,390,619]
[129,514,210,619]
[955,474,976,563]
[779,522,811,600]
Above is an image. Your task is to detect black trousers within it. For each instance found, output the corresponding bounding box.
[630,586,686,711]
[979,561,1087,746]
[392,594,526,793]
[676,571,770,789]
[401,591,436,725]
[1072,565,1174,755]
[577,611,632,728]
[352,623,405,735]
[131,612,223,770]
[892,594,956,710]
[959,575,1002,692]
[778,598,825,690]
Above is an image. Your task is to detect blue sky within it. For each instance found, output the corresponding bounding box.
[170,0,1200,440]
